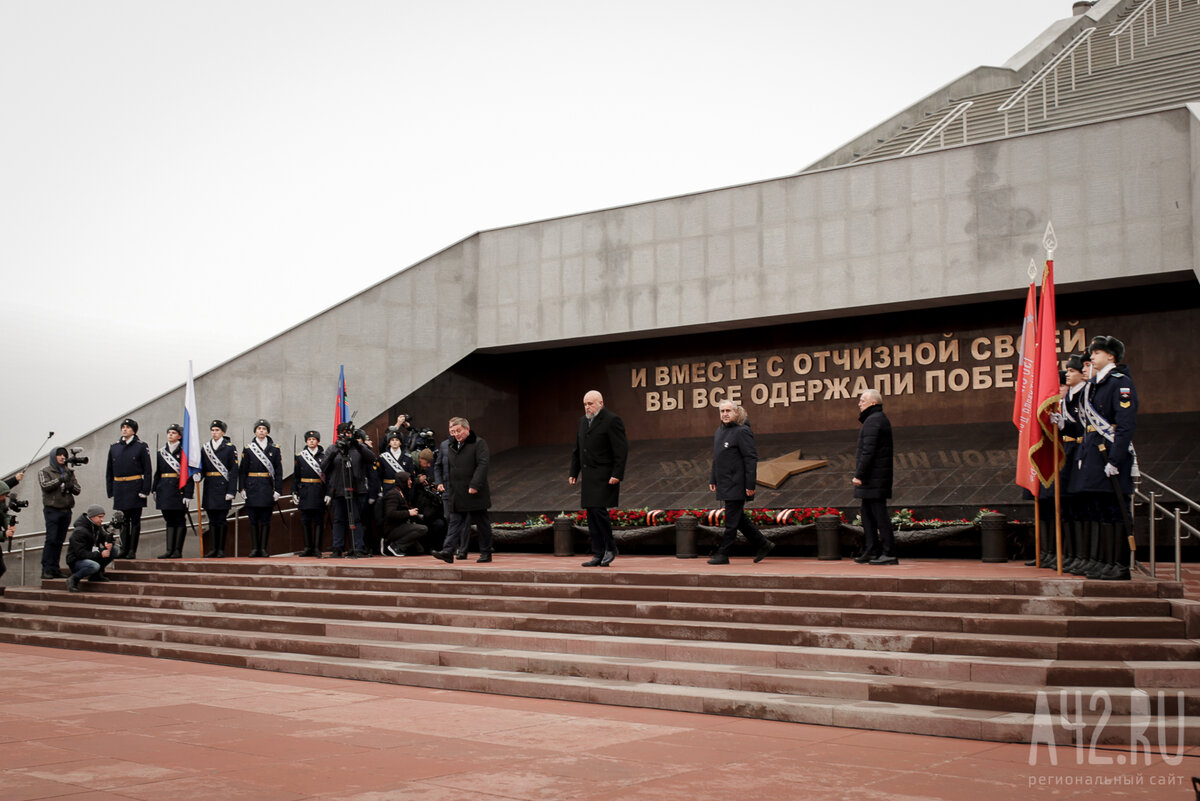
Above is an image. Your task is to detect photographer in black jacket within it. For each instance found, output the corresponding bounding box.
[321,422,377,558]
[38,448,82,578]
[65,505,117,592]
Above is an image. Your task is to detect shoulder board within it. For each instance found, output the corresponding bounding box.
[1112,372,1126,378]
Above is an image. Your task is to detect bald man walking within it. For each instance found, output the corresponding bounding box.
[569,390,628,567]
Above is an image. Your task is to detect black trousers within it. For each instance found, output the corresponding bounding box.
[585,507,615,558]
[42,507,72,571]
[717,499,768,554]
[860,498,895,557]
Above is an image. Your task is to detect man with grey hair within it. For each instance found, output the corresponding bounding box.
[569,390,627,567]
[852,389,898,565]
[432,417,494,563]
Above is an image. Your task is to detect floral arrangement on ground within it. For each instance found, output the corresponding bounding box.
[493,507,845,530]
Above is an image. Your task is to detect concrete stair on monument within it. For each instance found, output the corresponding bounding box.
[856,0,1200,163]
[1,560,1196,745]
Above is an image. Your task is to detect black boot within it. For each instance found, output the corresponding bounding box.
[204,524,221,558]
[260,522,271,557]
[158,527,177,559]
[1065,522,1087,574]
[1085,523,1110,579]
[311,522,323,558]
[1099,523,1130,581]
[124,519,141,559]
[171,526,186,558]
[214,524,227,557]
[248,524,263,558]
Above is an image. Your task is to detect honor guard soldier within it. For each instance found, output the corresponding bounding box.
[198,420,238,557]
[239,419,283,557]
[293,430,326,557]
[1054,356,1089,574]
[154,424,195,558]
[376,428,414,553]
[105,418,152,559]
[1071,336,1138,581]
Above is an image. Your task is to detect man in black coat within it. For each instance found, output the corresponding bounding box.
[432,417,494,563]
[569,390,628,567]
[852,389,898,565]
[65,505,117,591]
[321,422,377,558]
[708,401,773,565]
[105,418,152,559]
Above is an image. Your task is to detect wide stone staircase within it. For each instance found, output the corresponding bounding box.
[855,0,1200,162]
[1,560,1197,745]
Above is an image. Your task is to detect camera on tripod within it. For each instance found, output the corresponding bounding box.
[7,496,28,527]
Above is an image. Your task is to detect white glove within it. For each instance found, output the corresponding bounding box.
[291,494,300,505]
[273,492,281,502]
[1049,412,1064,429]
[225,494,234,502]
[138,493,147,499]
[368,498,375,505]
[1104,463,1119,477]
[324,496,332,505]
[183,498,191,510]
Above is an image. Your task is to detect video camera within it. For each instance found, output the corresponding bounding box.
[66,447,88,467]
[100,510,125,551]
[7,495,28,527]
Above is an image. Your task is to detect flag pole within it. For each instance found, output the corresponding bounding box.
[1027,258,1041,567]
[1041,227,1063,575]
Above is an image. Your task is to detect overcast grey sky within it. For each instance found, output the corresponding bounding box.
[1,0,1069,468]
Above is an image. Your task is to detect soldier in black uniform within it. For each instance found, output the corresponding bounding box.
[198,420,238,557]
[239,419,283,557]
[1054,355,1089,573]
[321,421,376,558]
[105,418,152,559]
[154,423,195,558]
[292,429,326,558]
[1070,336,1137,581]
[376,428,414,554]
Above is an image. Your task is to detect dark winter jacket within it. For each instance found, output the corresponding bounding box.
[321,439,377,498]
[710,421,757,501]
[854,403,894,500]
[445,431,490,512]
[569,407,627,509]
[66,512,115,568]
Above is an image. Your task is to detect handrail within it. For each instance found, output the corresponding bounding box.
[1132,470,1198,581]
[999,27,1095,136]
[3,500,302,587]
[901,101,973,156]
[1111,0,1198,64]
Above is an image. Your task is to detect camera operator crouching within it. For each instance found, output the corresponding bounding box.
[39,447,83,578]
[65,505,119,591]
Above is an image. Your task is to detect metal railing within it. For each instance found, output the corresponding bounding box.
[3,500,302,587]
[999,27,1095,136]
[901,101,973,156]
[1133,471,1198,581]
[1112,0,1200,64]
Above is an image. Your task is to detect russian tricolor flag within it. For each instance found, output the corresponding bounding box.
[181,361,202,489]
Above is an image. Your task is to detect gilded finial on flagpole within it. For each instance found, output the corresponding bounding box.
[1027,258,1037,282]
[1043,221,1056,259]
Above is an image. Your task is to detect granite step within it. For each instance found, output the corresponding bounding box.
[99,568,1178,616]
[0,624,1193,746]
[4,613,1196,717]
[32,578,1187,639]
[5,589,1195,661]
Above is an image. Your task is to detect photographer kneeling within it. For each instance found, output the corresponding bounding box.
[381,471,428,556]
[65,505,117,592]
[39,447,82,578]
